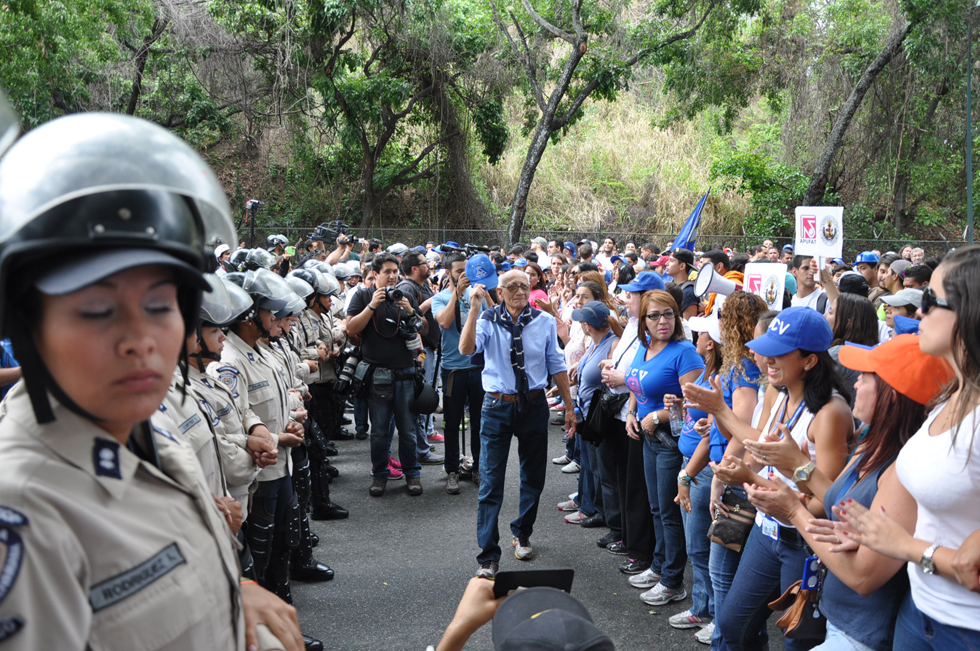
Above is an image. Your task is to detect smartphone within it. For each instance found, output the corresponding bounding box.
[285,246,296,257]
[492,568,574,599]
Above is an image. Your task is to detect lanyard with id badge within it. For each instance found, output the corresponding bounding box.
[760,396,807,542]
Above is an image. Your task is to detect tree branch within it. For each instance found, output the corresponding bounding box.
[520,0,575,44]
[389,131,460,188]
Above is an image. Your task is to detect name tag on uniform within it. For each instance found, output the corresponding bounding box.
[761,515,779,541]
[248,381,269,392]
[89,542,186,612]
[178,414,201,434]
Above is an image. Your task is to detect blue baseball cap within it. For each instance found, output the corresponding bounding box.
[611,255,626,265]
[854,251,880,265]
[746,306,833,357]
[893,315,920,335]
[563,241,577,257]
[500,261,512,272]
[513,258,528,268]
[465,253,498,290]
[617,271,666,293]
[571,301,611,328]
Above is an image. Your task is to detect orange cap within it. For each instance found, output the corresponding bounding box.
[838,334,954,405]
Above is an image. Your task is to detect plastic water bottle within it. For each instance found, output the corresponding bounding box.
[668,399,684,437]
[574,406,584,424]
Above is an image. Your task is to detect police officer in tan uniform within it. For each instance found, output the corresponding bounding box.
[0,111,302,650]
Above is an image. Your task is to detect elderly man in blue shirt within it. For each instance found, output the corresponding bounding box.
[459,269,575,579]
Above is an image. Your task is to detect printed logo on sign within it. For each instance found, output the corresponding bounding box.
[801,214,816,240]
[747,274,762,294]
[764,276,780,307]
[819,216,839,247]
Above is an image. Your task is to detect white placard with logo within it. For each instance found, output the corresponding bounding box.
[795,206,843,259]
[744,262,787,312]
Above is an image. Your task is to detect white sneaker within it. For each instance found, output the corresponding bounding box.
[640,582,687,606]
[628,568,661,589]
[561,461,580,474]
[513,537,534,560]
[669,609,710,629]
[552,454,571,465]
[557,499,580,512]
[564,511,587,524]
[695,621,715,644]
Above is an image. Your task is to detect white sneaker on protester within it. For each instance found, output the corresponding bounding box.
[668,609,710,629]
[564,511,588,524]
[640,582,687,606]
[628,568,660,589]
[557,499,580,512]
[695,621,715,644]
[552,454,572,465]
[561,461,580,474]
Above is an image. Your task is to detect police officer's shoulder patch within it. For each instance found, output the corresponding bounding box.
[0,617,24,642]
[92,439,122,479]
[215,366,241,397]
[0,520,27,620]
[0,507,27,528]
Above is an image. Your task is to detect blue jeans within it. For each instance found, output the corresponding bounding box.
[577,439,598,517]
[476,392,549,563]
[681,459,714,619]
[642,437,686,588]
[368,369,421,479]
[893,592,980,651]
[354,395,369,434]
[441,366,484,474]
[719,524,815,651]
[710,487,751,651]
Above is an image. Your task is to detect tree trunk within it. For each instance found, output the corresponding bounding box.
[126,18,169,116]
[803,22,913,206]
[892,78,949,233]
[506,41,586,244]
[359,159,378,232]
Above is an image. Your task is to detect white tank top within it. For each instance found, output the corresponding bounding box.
[754,391,820,528]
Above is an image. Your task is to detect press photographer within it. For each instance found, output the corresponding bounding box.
[347,252,429,497]
[397,251,445,466]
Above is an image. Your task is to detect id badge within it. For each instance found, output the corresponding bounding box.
[761,515,779,541]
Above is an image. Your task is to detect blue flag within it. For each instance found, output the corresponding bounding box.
[672,188,710,252]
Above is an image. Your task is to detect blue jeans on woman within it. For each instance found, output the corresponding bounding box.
[718,523,815,651]
[893,592,980,651]
[681,459,714,619]
[642,436,686,589]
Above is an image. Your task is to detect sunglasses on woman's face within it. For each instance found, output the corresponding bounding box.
[920,286,952,315]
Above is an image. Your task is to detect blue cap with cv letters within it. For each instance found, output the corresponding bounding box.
[746,306,833,357]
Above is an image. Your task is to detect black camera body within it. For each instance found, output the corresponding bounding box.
[311,219,354,244]
[334,345,362,394]
[384,286,404,303]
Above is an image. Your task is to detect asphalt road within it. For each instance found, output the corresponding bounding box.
[296,413,783,650]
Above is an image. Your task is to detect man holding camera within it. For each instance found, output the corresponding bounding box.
[459,269,574,578]
[347,253,429,497]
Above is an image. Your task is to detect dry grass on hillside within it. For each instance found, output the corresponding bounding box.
[478,94,751,234]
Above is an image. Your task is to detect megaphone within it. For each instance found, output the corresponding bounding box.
[694,265,742,298]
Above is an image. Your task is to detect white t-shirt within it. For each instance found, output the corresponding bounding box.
[609,319,640,421]
[896,402,980,629]
[594,253,614,271]
[791,288,827,313]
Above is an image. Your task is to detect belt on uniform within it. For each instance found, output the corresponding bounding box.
[486,389,542,402]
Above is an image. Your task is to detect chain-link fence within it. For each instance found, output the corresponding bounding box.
[237,223,964,260]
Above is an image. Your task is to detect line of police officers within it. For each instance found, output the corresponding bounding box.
[0,104,348,650]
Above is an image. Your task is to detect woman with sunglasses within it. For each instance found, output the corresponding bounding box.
[625,290,705,607]
[832,247,980,650]
[0,114,302,650]
[684,306,853,651]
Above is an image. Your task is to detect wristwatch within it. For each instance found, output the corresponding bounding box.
[919,542,940,575]
[652,411,661,426]
[677,469,693,486]
[792,461,816,483]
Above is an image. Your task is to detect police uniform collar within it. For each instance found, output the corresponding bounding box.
[4,382,144,501]
[224,330,263,359]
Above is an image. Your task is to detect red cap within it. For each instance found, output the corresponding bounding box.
[653,255,670,267]
[838,334,954,405]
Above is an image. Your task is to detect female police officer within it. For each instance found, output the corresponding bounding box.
[0,111,302,650]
